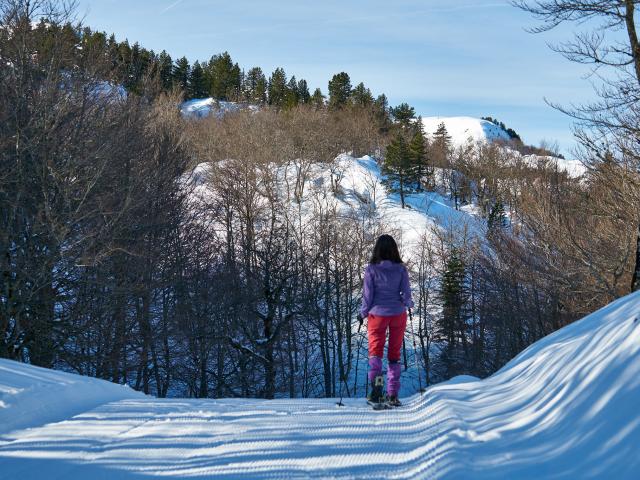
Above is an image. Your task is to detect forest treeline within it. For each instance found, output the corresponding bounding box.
[1,0,639,398]
[42,15,388,113]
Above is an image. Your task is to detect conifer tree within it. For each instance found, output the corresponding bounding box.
[431,122,452,168]
[328,72,352,109]
[158,50,173,91]
[487,200,508,232]
[409,125,430,190]
[351,82,373,107]
[297,79,310,104]
[390,103,415,129]
[285,75,299,108]
[117,40,132,68]
[172,56,190,93]
[373,94,391,131]
[310,88,325,109]
[125,42,144,92]
[268,67,288,108]
[207,52,241,100]
[188,61,208,99]
[106,33,120,73]
[244,67,267,104]
[438,247,467,378]
[81,27,106,54]
[382,133,413,208]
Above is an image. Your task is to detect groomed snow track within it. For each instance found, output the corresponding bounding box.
[0,394,461,479]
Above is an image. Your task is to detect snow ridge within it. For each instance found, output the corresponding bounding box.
[0,360,142,436]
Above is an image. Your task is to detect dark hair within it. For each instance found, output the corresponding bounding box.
[370,234,403,264]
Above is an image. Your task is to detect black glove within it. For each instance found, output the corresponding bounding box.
[357,313,364,326]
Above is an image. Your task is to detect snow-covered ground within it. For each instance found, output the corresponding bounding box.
[181,98,259,119]
[521,154,587,178]
[1,291,639,478]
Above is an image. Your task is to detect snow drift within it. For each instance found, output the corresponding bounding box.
[440,290,640,479]
[0,360,143,436]
[1,291,638,478]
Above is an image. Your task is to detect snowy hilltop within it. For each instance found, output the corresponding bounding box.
[421,116,586,178]
[1,291,639,478]
[421,116,513,148]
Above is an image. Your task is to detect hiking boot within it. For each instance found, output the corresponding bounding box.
[367,375,384,403]
[385,395,402,407]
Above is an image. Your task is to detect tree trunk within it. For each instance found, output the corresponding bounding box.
[625,0,640,85]
[287,325,295,398]
[216,340,225,398]
[263,316,276,399]
[631,222,640,292]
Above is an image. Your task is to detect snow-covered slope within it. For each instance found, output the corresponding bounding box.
[188,154,481,262]
[1,292,638,478]
[422,116,512,148]
[0,360,142,435]
[443,290,640,479]
[302,154,480,250]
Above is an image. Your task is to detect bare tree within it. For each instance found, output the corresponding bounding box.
[513,0,640,292]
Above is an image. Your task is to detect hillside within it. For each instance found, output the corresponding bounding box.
[1,291,638,478]
[182,102,585,178]
[189,153,481,254]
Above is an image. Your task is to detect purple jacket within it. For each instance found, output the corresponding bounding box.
[360,260,413,318]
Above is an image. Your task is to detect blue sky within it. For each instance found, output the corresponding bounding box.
[75,0,595,155]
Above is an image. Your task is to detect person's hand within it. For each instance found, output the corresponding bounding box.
[357,313,364,327]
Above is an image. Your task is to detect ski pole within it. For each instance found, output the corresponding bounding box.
[408,308,425,394]
[337,317,363,407]
[352,315,367,396]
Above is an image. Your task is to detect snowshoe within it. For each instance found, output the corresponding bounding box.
[367,375,388,410]
[368,401,389,410]
[385,395,402,408]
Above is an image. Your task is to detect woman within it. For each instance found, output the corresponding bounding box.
[360,234,413,407]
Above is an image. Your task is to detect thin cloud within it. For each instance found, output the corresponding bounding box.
[160,0,185,15]
[184,2,510,40]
